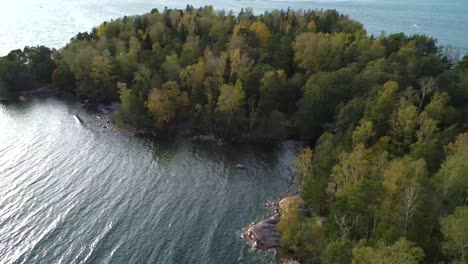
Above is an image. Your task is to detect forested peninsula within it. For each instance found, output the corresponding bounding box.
[1,6,468,264]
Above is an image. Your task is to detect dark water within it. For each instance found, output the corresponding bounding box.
[0,0,467,56]
[0,99,300,264]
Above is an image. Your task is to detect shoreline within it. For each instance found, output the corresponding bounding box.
[7,87,297,145]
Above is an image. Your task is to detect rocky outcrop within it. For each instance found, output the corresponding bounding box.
[242,196,314,251]
[241,216,280,250]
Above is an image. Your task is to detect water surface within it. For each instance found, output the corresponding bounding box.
[0,0,467,56]
[0,99,299,264]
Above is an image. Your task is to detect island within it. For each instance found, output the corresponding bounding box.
[1,5,467,264]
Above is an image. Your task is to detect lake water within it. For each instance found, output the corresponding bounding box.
[0,0,467,56]
[0,98,300,264]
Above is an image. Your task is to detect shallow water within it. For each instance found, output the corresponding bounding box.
[0,0,467,56]
[0,99,300,264]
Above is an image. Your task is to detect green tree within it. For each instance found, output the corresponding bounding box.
[392,99,418,153]
[331,144,370,196]
[180,37,201,67]
[278,197,326,261]
[296,147,327,213]
[23,46,56,83]
[381,159,427,235]
[432,133,468,208]
[294,32,350,73]
[352,120,375,147]
[352,238,424,264]
[86,52,116,101]
[365,81,399,136]
[296,68,354,139]
[324,239,353,264]
[217,79,246,126]
[441,206,468,263]
[132,65,152,100]
[116,82,149,126]
[161,54,181,81]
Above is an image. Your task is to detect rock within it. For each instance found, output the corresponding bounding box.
[279,195,302,211]
[199,134,217,142]
[243,196,316,252]
[235,164,246,169]
[282,259,301,264]
[242,217,280,251]
[193,134,225,143]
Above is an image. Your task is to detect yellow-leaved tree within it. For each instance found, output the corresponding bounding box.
[217,79,245,126]
[249,21,271,48]
[146,81,189,126]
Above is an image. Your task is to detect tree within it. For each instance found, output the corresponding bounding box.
[161,54,181,81]
[179,60,206,106]
[331,144,370,196]
[278,197,303,253]
[146,81,189,125]
[382,159,427,235]
[417,77,437,114]
[23,46,56,83]
[294,32,350,73]
[249,21,271,48]
[415,113,439,144]
[216,79,245,126]
[324,239,353,264]
[441,206,468,263]
[432,133,468,208]
[296,68,354,139]
[352,120,375,147]
[180,37,201,66]
[259,70,287,114]
[365,81,399,136]
[296,148,314,183]
[87,52,116,101]
[132,65,152,100]
[116,82,149,126]
[352,238,425,264]
[392,99,418,153]
[278,197,326,261]
[307,21,317,33]
[296,147,328,212]
[422,92,451,125]
[149,21,168,46]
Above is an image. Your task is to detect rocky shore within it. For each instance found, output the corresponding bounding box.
[242,196,314,253]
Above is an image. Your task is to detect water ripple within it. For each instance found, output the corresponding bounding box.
[0,99,299,264]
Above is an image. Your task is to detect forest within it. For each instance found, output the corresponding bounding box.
[0,5,467,263]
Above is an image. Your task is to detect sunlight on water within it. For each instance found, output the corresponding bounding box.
[0,99,298,264]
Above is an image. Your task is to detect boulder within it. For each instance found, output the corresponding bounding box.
[242,217,280,250]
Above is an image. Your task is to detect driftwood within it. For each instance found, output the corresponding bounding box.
[242,216,280,250]
[74,114,83,125]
